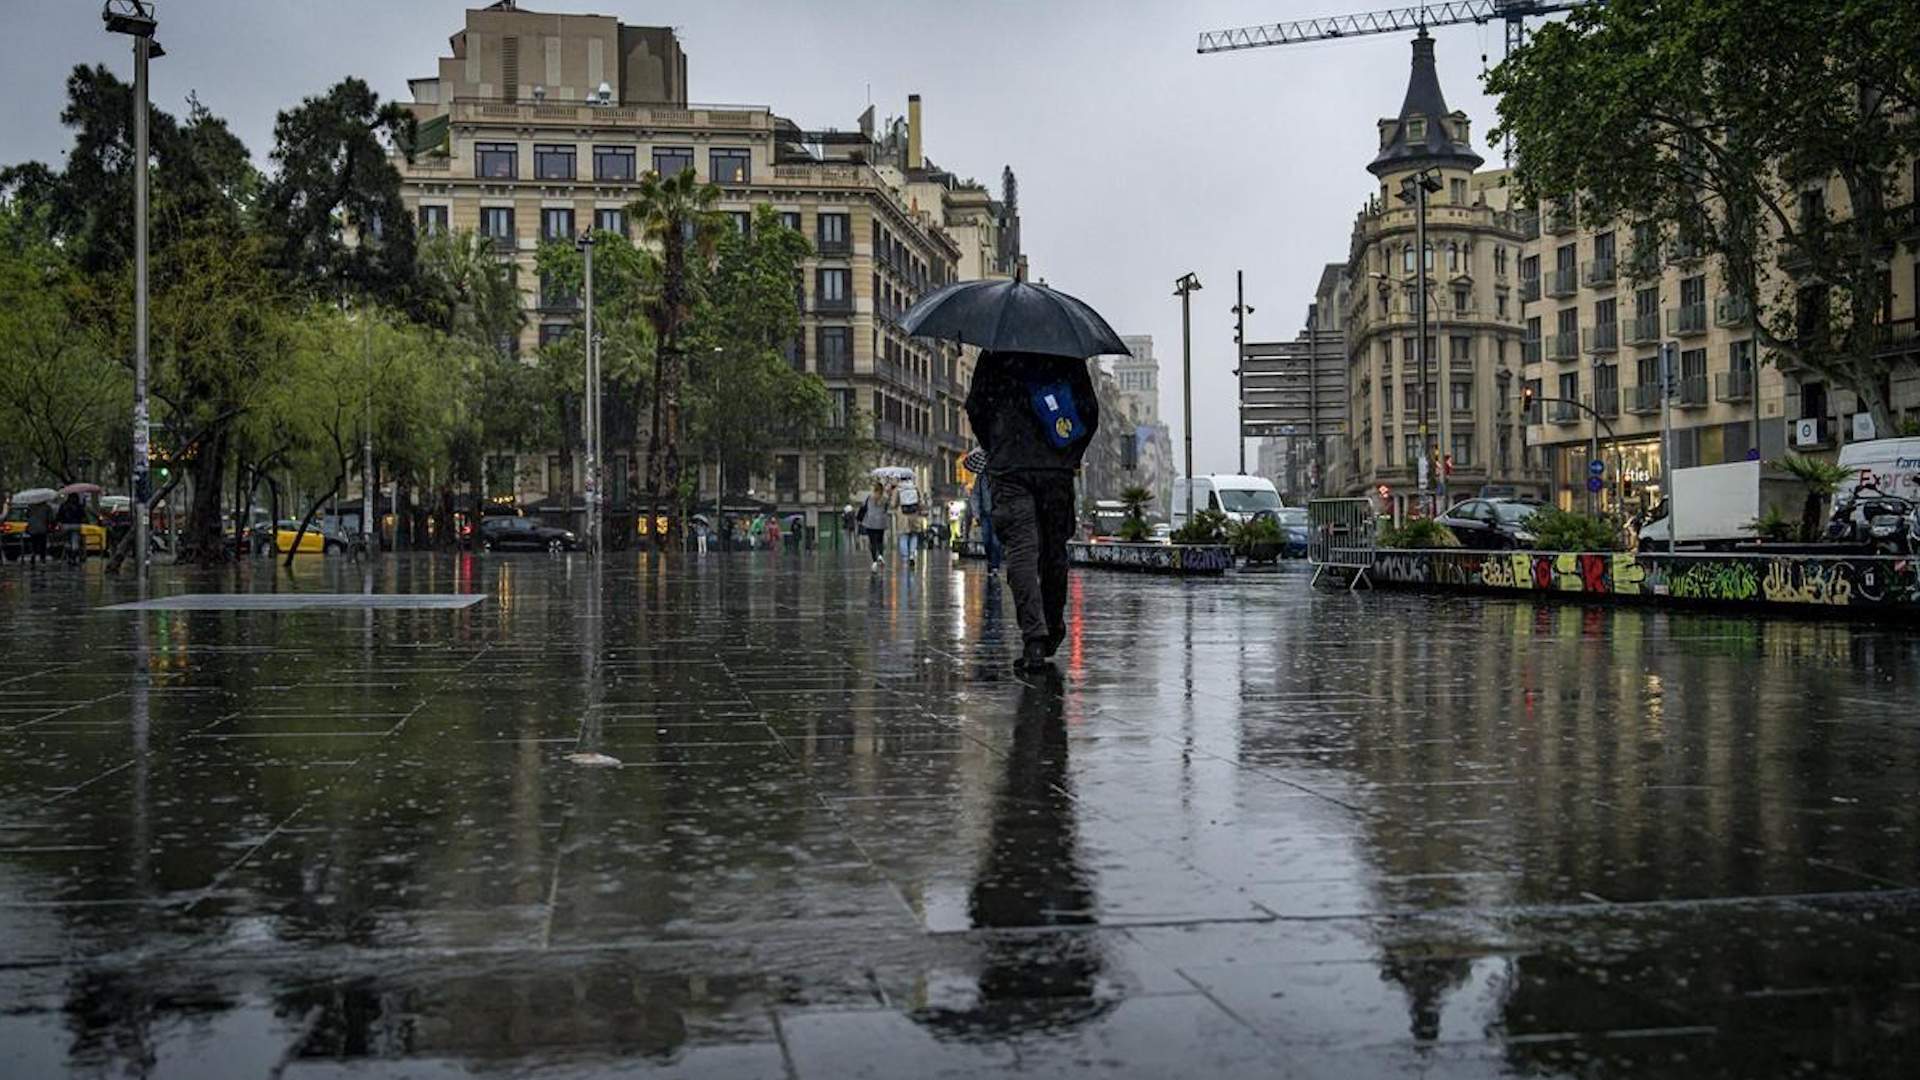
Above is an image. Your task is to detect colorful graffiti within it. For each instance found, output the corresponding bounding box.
[1069,542,1232,575]
[1358,550,1920,616]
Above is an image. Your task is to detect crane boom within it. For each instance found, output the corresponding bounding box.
[1196,0,1588,54]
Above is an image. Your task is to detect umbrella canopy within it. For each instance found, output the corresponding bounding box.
[11,488,57,507]
[58,482,103,497]
[899,279,1128,360]
[871,466,916,483]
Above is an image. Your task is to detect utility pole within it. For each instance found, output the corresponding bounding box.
[104,2,160,592]
[1660,340,1677,549]
[1231,270,1254,475]
[1400,170,1441,516]
[578,231,597,553]
[363,315,374,554]
[1174,273,1203,513]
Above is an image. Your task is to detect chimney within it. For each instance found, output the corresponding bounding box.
[907,94,923,170]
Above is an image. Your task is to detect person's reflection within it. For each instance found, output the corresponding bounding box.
[917,669,1111,1037]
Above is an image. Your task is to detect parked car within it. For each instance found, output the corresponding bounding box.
[1171,474,1285,527]
[1436,498,1543,549]
[1149,523,1173,544]
[252,518,353,556]
[1274,507,1310,558]
[477,515,579,553]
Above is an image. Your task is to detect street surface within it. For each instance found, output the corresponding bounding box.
[1,551,1917,1078]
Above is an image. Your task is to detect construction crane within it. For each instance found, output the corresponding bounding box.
[1197,0,1594,59]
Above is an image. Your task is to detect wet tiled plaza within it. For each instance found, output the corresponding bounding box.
[1,551,1917,1077]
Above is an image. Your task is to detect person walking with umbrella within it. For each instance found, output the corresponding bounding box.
[901,277,1121,671]
[55,493,88,567]
[857,479,891,570]
[24,492,54,564]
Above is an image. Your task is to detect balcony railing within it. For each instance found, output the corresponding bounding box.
[1626,385,1662,414]
[1715,369,1754,402]
[817,237,851,257]
[1546,330,1580,361]
[1625,313,1661,345]
[1669,237,1705,263]
[1666,303,1709,336]
[1714,294,1752,327]
[1583,322,1619,354]
[1622,248,1661,279]
[1549,401,1581,423]
[1677,374,1709,407]
[1519,276,1542,303]
[1586,389,1620,419]
[1870,317,1918,358]
[1545,268,1579,298]
[1581,257,1616,287]
[1521,337,1543,365]
[1544,203,1576,235]
[815,296,853,315]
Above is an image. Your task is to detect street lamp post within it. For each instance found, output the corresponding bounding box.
[577,231,597,554]
[103,1,161,592]
[1231,270,1255,475]
[1399,169,1442,516]
[1174,272,1202,514]
[363,315,374,553]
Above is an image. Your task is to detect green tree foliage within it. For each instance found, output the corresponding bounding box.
[1118,485,1152,542]
[1171,509,1229,544]
[1378,519,1462,549]
[1487,0,1920,431]
[1774,452,1855,540]
[258,78,419,306]
[0,202,128,486]
[1525,507,1622,552]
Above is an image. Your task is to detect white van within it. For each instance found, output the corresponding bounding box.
[1171,474,1284,527]
[1834,437,1920,502]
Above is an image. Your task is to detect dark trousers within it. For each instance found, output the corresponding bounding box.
[988,472,1075,647]
[864,528,886,561]
[27,534,47,562]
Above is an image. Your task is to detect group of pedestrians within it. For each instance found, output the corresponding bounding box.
[855,479,932,569]
[3,492,91,567]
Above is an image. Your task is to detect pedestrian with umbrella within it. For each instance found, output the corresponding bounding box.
[902,278,1119,671]
[857,478,892,569]
[15,487,58,565]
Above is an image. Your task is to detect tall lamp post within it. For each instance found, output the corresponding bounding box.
[1398,169,1442,516]
[103,1,162,592]
[576,231,598,554]
[1174,272,1203,512]
[1230,270,1254,475]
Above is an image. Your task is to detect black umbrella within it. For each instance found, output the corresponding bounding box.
[899,279,1128,360]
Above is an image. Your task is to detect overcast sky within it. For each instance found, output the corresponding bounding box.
[2,0,1507,476]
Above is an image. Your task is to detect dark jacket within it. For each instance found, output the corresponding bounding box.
[964,351,1101,475]
[25,502,52,536]
[56,497,86,526]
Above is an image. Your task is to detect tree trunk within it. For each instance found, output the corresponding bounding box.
[646,352,668,552]
[184,426,230,563]
[1800,492,1822,543]
[285,469,345,570]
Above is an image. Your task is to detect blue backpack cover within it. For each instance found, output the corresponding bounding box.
[1027,378,1088,450]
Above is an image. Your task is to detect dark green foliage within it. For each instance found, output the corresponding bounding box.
[1379,519,1461,549]
[1526,507,1623,552]
[1171,509,1229,544]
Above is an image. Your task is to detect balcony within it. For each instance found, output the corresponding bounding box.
[1545,268,1579,298]
[1519,276,1542,303]
[1624,312,1661,345]
[1715,369,1754,402]
[1871,317,1918,358]
[1669,237,1705,264]
[1521,337,1543,365]
[1666,303,1709,336]
[1546,330,1580,361]
[873,418,932,455]
[1626,385,1662,414]
[1581,257,1616,288]
[1544,202,1576,235]
[1582,322,1619,354]
[1714,294,1752,327]
[1586,389,1620,419]
[1513,211,1541,240]
[817,236,851,257]
[815,296,853,315]
[1677,374,1709,407]
[1549,401,1581,424]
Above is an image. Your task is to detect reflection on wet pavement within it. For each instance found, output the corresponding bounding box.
[1,553,1917,1077]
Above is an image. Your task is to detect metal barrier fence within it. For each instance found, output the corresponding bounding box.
[1307,498,1377,591]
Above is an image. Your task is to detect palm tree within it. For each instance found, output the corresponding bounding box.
[419,229,521,359]
[1774,453,1853,541]
[628,168,722,550]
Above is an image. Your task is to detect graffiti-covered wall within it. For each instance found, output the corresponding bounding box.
[1069,542,1233,575]
[1366,550,1920,615]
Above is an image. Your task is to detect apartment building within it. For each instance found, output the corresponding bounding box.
[1340,31,1544,515]
[391,3,1019,529]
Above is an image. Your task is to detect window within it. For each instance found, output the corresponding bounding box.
[1731,338,1754,374]
[1452,286,1469,311]
[778,211,802,233]
[1494,246,1508,276]
[709,148,750,184]
[1450,178,1468,205]
[1681,347,1707,380]
[539,323,571,347]
[817,327,851,373]
[816,268,849,305]
[1450,433,1472,469]
[1448,242,1460,273]
[541,207,575,242]
[1799,187,1825,227]
[725,210,751,236]
[829,390,854,429]
[1596,297,1617,328]
[1556,307,1578,336]
[1680,274,1706,307]
[1595,362,1619,394]
[1402,245,1415,274]
[475,142,517,179]
[1404,383,1421,412]
[1498,429,1512,470]
[479,206,514,243]
[1451,381,1472,411]
[1406,118,1426,141]
[595,208,626,238]
[1404,433,1424,467]
[652,146,693,178]
[417,205,449,236]
[592,146,635,182]
[534,144,576,181]
[1496,292,1508,318]
[1594,230,1616,262]
[1449,336,1470,364]
[817,212,849,252]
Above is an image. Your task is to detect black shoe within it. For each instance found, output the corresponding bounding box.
[1043,627,1065,658]
[1014,642,1052,672]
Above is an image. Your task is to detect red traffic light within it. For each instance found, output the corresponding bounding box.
[1376,484,1391,498]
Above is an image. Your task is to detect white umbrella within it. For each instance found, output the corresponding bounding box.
[10,488,57,507]
[870,466,915,483]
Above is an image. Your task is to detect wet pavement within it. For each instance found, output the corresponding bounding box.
[2,549,1918,1078]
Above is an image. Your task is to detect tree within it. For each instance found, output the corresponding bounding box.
[1774,452,1854,541]
[1487,0,1920,432]
[0,201,128,487]
[258,78,419,307]
[628,168,723,550]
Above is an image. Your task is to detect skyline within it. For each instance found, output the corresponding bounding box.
[1,0,1511,476]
